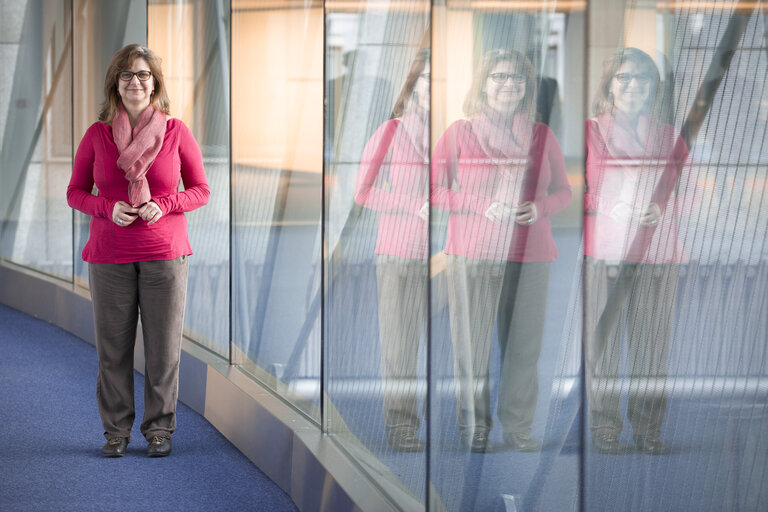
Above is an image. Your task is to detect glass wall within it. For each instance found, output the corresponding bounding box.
[325,0,430,503]
[428,3,583,510]
[148,0,231,358]
[581,1,768,510]
[1,0,72,280]
[1,0,767,510]
[231,0,323,419]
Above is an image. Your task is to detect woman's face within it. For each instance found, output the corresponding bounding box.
[484,60,526,114]
[609,61,652,118]
[117,57,154,111]
[413,61,430,110]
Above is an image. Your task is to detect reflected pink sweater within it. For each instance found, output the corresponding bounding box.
[67,119,210,263]
[431,120,571,262]
[584,115,688,263]
[354,118,429,259]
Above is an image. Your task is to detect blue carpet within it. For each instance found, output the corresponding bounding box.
[0,304,298,512]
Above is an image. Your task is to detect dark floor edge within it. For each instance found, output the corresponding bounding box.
[0,262,402,512]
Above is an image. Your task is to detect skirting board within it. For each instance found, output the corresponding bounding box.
[0,261,405,512]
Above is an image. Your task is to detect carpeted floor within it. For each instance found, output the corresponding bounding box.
[0,304,298,512]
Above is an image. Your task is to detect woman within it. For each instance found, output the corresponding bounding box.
[67,44,209,458]
[432,49,571,452]
[354,49,430,452]
[584,48,687,455]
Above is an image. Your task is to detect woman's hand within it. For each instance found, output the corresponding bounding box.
[608,201,637,222]
[514,201,538,226]
[639,202,662,227]
[418,201,429,221]
[485,201,517,223]
[112,201,139,227]
[138,200,163,225]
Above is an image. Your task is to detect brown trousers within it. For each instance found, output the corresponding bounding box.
[584,257,678,439]
[375,255,427,437]
[89,256,189,441]
[446,256,550,436]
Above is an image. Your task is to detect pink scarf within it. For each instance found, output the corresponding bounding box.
[471,106,533,161]
[472,106,534,206]
[112,104,167,207]
[398,105,430,163]
[596,110,674,159]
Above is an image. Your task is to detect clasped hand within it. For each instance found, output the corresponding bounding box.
[112,200,163,226]
[485,200,538,226]
[609,201,661,227]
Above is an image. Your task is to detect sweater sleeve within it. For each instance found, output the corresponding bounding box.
[67,125,115,219]
[649,128,690,209]
[153,121,210,214]
[534,125,572,218]
[353,120,423,214]
[431,121,493,215]
[584,119,619,216]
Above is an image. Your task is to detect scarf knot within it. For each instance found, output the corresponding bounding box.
[398,105,430,163]
[596,110,675,158]
[113,104,167,207]
[471,106,535,207]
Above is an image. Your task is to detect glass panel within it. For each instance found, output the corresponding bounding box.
[72,0,147,289]
[325,0,430,506]
[430,2,584,510]
[0,0,73,280]
[148,0,231,358]
[231,0,323,420]
[583,0,768,510]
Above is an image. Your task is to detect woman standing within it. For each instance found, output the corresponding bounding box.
[432,49,571,452]
[354,49,430,452]
[584,48,687,455]
[67,44,209,458]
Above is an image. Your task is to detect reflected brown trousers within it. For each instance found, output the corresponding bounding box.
[89,256,188,441]
[584,256,678,439]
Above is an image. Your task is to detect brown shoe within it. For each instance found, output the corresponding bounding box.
[592,432,623,454]
[387,432,425,452]
[462,432,492,453]
[635,436,670,455]
[102,437,128,458]
[146,435,172,457]
[504,432,540,452]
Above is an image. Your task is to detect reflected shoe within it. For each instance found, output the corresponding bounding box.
[102,437,128,458]
[146,436,172,457]
[387,432,426,453]
[635,436,670,455]
[504,432,541,452]
[592,432,622,454]
[462,432,492,453]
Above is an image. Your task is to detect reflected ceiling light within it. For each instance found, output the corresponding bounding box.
[325,0,429,11]
[655,1,761,12]
[233,0,322,10]
[235,0,585,12]
[469,0,586,11]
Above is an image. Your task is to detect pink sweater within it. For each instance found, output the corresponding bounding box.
[431,120,571,262]
[584,115,688,263]
[67,119,210,263]
[354,118,428,259]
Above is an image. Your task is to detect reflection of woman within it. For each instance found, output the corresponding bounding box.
[432,49,571,452]
[67,45,209,457]
[584,48,687,455]
[354,50,430,452]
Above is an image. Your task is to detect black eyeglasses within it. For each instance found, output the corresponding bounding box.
[614,72,651,85]
[489,72,526,85]
[119,70,152,82]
